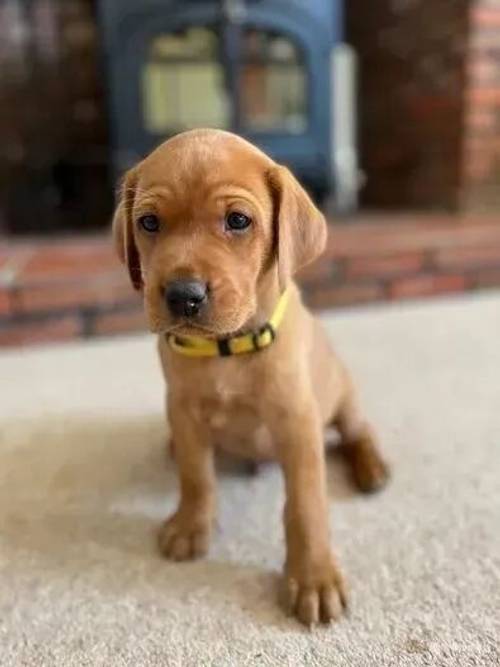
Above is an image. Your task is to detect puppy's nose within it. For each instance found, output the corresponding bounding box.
[164,279,208,318]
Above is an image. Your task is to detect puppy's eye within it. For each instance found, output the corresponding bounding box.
[225,211,251,232]
[138,214,160,233]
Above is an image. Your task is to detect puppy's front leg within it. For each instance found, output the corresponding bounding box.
[159,399,215,561]
[267,398,347,625]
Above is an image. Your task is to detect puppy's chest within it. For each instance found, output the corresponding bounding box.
[185,365,259,431]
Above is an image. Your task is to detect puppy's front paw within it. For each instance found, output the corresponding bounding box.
[285,555,348,626]
[158,510,211,561]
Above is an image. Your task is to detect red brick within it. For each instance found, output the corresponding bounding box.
[327,217,500,259]
[471,6,500,28]
[460,186,500,213]
[0,245,34,277]
[467,88,500,106]
[306,283,384,309]
[346,253,424,279]
[0,251,10,271]
[462,151,495,181]
[409,94,460,119]
[21,241,118,280]
[0,243,25,262]
[3,215,499,347]
[469,27,500,53]
[0,288,11,316]
[462,136,500,153]
[434,245,500,270]
[467,57,500,84]
[464,109,497,132]
[92,308,147,336]
[0,315,82,347]
[389,274,467,300]
[297,256,334,285]
[473,267,500,288]
[17,273,136,313]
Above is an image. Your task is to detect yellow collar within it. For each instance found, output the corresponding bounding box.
[167,288,290,358]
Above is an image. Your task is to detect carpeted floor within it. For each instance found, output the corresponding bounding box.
[1,293,499,666]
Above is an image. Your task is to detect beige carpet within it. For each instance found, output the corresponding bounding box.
[1,293,499,666]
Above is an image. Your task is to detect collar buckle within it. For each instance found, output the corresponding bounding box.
[252,322,276,351]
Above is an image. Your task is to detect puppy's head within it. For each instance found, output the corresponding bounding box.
[113,129,326,337]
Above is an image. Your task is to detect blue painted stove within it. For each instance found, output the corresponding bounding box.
[99,0,343,199]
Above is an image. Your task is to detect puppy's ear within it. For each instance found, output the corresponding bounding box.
[112,169,143,290]
[267,165,327,290]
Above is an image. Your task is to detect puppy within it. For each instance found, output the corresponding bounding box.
[112,128,389,625]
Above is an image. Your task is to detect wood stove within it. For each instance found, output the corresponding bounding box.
[99,0,343,199]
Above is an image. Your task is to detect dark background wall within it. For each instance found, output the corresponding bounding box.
[1,0,500,235]
[347,0,469,211]
[0,0,111,234]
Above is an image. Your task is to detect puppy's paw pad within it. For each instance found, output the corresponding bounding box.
[158,513,210,561]
[285,560,348,626]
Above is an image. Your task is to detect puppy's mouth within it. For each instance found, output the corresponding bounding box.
[159,311,254,340]
[164,321,220,339]
[167,322,253,340]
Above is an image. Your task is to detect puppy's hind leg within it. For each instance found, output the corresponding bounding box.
[333,388,390,494]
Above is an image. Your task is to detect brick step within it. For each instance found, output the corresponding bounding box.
[1,213,500,346]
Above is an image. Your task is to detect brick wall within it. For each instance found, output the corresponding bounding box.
[347,0,500,212]
[461,1,500,210]
[0,0,111,235]
[347,0,468,211]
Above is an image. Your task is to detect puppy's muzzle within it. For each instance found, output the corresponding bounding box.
[164,279,208,318]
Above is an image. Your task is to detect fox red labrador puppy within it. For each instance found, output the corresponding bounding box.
[113,128,389,625]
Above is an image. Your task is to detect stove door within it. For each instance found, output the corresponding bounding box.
[237,7,333,197]
[142,26,230,135]
[240,29,307,136]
